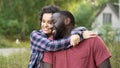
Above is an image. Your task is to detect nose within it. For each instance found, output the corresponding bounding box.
[41,22,49,30]
[43,22,49,27]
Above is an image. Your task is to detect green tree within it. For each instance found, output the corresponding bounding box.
[0,0,53,40]
[0,0,118,40]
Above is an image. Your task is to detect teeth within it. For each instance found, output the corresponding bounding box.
[44,28,49,31]
[52,30,56,33]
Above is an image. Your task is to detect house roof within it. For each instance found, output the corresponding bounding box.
[96,3,119,17]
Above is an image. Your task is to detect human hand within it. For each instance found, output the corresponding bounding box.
[82,31,97,39]
[70,34,80,46]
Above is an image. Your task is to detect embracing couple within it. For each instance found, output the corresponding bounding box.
[28,5,111,68]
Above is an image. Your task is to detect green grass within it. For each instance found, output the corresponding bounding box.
[0,35,30,68]
[0,35,120,68]
[0,35,29,48]
[0,48,30,68]
[0,42,119,68]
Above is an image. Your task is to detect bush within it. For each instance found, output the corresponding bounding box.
[109,42,120,68]
[0,19,22,38]
[96,24,120,67]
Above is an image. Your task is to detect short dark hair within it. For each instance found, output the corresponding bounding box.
[57,11,75,26]
[39,5,60,22]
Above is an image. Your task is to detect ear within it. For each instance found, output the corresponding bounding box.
[64,18,70,25]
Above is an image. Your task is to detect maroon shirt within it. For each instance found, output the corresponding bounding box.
[43,36,111,68]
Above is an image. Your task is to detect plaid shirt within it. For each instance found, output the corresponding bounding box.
[28,27,87,68]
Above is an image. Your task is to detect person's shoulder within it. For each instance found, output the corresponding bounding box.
[87,35,101,41]
[30,30,44,36]
[31,30,43,34]
[88,35,106,47]
[92,35,103,42]
[82,35,103,45]
[74,26,87,31]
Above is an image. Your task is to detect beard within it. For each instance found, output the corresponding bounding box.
[53,29,62,40]
[53,26,66,40]
[53,21,66,40]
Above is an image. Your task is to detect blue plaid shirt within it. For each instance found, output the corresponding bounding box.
[28,27,87,68]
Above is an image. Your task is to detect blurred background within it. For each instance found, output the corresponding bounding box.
[0,0,119,68]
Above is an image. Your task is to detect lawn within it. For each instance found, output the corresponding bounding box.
[0,48,30,68]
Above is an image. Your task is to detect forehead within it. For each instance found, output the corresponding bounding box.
[52,13,61,18]
[42,13,52,20]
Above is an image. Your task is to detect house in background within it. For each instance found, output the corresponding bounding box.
[92,3,120,41]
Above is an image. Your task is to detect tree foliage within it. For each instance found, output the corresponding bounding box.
[0,0,51,40]
[0,0,118,40]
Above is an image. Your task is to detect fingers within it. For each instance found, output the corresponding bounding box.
[71,40,79,46]
[71,39,79,46]
[88,35,97,38]
[86,31,96,35]
[70,34,80,46]
[70,37,78,46]
[83,31,97,39]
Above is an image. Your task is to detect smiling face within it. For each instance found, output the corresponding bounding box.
[41,13,53,36]
[51,13,66,39]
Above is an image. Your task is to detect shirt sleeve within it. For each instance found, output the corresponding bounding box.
[71,26,87,41]
[30,30,71,52]
[93,36,112,66]
[71,26,87,35]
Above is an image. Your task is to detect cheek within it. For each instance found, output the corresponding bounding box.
[47,24,52,28]
[41,23,43,27]
[55,22,64,29]
[41,23,44,29]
